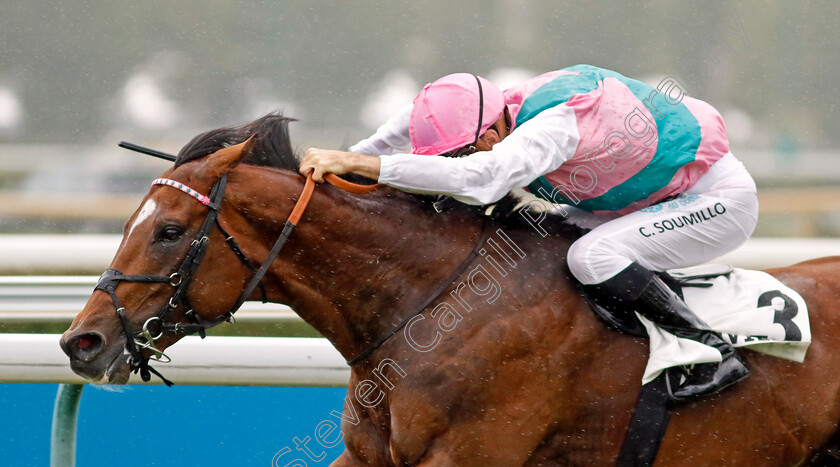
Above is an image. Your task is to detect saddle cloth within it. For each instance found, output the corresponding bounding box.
[640,264,811,384]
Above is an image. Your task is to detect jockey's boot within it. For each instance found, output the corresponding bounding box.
[585,263,749,401]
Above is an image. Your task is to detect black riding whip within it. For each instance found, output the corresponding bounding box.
[118,141,176,162]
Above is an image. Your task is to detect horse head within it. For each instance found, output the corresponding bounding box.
[60,133,270,382]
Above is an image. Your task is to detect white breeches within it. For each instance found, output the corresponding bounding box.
[566,153,758,285]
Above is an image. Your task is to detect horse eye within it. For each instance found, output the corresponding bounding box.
[157,226,184,243]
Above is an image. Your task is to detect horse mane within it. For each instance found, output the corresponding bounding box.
[175,111,299,170]
[175,111,586,240]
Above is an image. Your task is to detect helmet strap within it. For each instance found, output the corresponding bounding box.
[472,74,484,146]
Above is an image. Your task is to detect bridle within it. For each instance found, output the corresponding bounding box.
[96,148,490,385]
[94,168,371,385]
[95,173,253,385]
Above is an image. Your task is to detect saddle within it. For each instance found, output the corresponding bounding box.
[581,262,810,377]
[580,263,733,338]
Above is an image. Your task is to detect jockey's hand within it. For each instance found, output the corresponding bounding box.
[300,148,381,182]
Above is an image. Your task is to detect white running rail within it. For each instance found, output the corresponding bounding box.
[0,334,350,386]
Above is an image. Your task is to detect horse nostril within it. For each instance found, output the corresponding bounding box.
[67,333,104,361]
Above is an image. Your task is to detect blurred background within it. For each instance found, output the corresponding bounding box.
[0,0,838,237]
[1,2,839,464]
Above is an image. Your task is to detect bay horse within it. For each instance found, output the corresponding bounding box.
[61,113,840,465]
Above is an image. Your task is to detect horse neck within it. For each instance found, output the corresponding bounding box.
[229,167,487,361]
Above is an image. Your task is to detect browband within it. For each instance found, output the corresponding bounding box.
[152,178,211,206]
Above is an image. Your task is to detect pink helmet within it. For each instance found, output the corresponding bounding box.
[410,73,506,155]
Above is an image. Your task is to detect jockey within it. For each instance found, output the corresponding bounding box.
[300,65,758,401]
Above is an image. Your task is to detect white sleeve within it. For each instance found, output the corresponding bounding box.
[377,104,580,205]
[348,104,413,155]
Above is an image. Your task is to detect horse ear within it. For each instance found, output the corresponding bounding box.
[202,136,256,178]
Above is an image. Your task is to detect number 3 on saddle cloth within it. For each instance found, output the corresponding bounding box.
[582,263,812,385]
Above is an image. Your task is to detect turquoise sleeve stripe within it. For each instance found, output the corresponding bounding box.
[518,65,702,212]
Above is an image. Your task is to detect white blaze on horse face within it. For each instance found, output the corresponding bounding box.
[128,199,157,240]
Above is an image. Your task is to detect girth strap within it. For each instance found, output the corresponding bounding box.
[616,371,673,466]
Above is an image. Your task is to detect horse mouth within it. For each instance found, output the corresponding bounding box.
[103,350,132,384]
[69,344,131,385]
